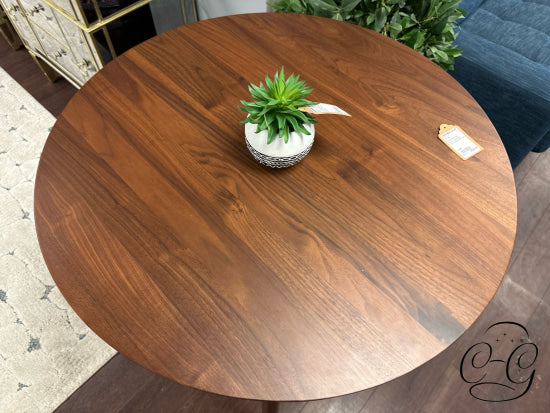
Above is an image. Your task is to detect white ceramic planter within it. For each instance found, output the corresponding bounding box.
[244,122,315,168]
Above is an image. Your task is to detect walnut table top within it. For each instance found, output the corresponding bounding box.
[35,13,517,402]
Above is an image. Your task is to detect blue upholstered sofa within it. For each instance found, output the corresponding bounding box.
[452,0,550,168]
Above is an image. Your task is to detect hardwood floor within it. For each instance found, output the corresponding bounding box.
[1,37,548,412]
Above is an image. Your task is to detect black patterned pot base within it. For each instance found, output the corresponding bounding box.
[245,137,313,168]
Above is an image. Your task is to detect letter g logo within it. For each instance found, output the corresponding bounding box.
[460,322,538,402]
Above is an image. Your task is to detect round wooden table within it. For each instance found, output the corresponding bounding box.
[35,13,517,406]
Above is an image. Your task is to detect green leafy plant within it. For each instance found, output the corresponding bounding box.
[268,0,465,70]
[240,67,318,144]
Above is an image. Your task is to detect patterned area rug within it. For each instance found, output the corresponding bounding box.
[0,67,116,412]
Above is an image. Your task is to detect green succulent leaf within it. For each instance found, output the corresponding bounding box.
[283,124,290,143]
[267,124,277,144]
[240,67,318,144]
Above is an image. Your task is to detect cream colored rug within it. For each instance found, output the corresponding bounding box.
[0,67,116,412]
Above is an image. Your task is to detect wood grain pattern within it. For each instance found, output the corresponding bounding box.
[34,14,516,402]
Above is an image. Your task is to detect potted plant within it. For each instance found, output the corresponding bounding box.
[239,67,319,168]
[268,0,465,70]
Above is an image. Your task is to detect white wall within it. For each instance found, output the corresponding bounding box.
[196,0,268,20]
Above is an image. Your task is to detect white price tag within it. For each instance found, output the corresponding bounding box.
[299,103,351,116]
[438,124,483,160]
